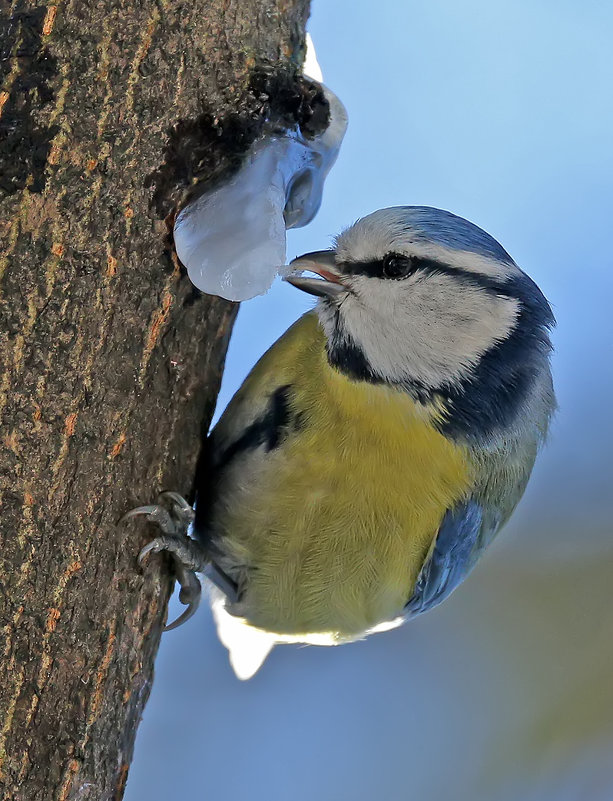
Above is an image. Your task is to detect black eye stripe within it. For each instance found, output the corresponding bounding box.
[339,254,517,296]
[340,253,459,280]
[338,253,417,279]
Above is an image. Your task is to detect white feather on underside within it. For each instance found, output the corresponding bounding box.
[208,585,276,680]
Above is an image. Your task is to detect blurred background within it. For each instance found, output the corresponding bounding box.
[126,2,613,799]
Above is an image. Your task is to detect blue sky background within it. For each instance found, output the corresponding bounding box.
[126,2,613,799]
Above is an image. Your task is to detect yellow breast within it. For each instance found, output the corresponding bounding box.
[214,313,474,639]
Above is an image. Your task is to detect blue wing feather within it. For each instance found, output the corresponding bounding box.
[404,500,485,617]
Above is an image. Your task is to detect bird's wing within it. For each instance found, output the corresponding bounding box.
[193,382,302,548]
[193,313,319,540]
[211,383,298,473]
[404,500,493,617]
[209,313,319,468]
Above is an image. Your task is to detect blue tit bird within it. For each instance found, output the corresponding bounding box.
[127,206,555,679]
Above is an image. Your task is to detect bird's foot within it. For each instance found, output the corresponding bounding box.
[121,491,206,630]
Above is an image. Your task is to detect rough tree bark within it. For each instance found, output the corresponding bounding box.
[0,1,315,798]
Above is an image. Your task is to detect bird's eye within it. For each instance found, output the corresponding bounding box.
[382,253,417,279]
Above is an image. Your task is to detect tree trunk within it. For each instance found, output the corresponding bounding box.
[0,1,310,798]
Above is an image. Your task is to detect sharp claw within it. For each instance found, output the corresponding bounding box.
[137,538,164,565]
[158,491,194,515]
[165,565,202,630]
[119,505,160,524]
[123,493,204,631]
[164,599,200,631]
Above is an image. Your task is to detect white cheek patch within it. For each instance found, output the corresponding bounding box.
[332,274,520,389]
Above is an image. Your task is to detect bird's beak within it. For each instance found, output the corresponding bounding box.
[284,250,347,299]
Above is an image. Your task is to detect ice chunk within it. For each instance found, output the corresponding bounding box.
[174,144,288,301]
[173,43,348,301]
